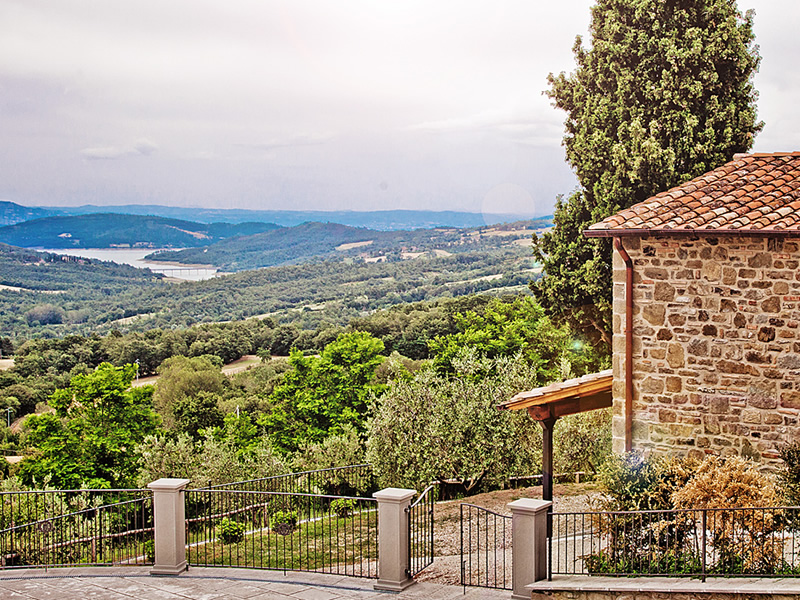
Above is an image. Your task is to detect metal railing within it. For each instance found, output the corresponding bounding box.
[550,506,800,580]
[200,464,376,498]
[184,488,378,577]
[460,503,512,590]
[0,489,153,569]
[407,484,435,577]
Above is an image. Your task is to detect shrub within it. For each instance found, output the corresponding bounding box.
[269,510,298,535]
[589,454,785,576]
[330,498,356,519]
[672,456,782,575]
[143,539,155,563]
[217,518,245,544]
[779,442,800,506]
[596,452,695,512]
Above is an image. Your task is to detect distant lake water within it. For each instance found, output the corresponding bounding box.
[38,248,221,281]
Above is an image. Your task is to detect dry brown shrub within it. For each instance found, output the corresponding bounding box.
[672,456,784,574]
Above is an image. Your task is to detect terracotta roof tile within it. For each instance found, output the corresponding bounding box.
[587,152,800,235]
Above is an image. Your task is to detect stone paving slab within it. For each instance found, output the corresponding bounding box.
[0,567,512,599]
[529,575,800,595]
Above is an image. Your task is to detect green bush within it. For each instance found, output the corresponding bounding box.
[269,510,298,535]
[780,442,800,506]
[217,518,245,544]
[143,539,155,563]
[330,498,356,519]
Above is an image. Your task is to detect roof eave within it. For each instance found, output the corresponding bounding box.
[583,228,800,238]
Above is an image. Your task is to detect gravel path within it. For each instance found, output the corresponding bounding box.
[415,482,602,585]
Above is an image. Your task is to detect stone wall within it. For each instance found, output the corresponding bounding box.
[611,235,800,466]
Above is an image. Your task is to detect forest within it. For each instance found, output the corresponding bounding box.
[0,292,611,493]
[0,223,540,338]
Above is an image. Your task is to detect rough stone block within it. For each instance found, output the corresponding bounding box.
[642,303,666,325]
[778,354,800,370]
[762,296,782,313]
[665,376,682,392]
[654,282,676,302]
[748,252,773,268]
[742,409,762,424]
[667,343,685,368]
[687,339,709,356]
[782,391,800,410]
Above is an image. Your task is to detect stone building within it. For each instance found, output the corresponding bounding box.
[585,151,800,467]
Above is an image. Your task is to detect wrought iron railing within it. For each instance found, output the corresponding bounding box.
[0,489,153,569]
[407,484,435,577]
[460,503,512,590]
[550,506,800,580]
[200,463,376,498]
[184,488,378,577]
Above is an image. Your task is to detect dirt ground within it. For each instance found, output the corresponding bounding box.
[416,481,602,585]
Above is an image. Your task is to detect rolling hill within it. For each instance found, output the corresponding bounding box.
[0,213,279,249]
[146,219,549,271]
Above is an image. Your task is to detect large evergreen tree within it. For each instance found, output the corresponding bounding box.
[532,0,762,347]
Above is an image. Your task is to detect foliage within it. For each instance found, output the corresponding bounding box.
[260,332,385,454]
[532,192,614,349]
[135,431,286,489]
[153,355,226,429]
[672,457,783,575]
[24,304,64,326]
[596,451,695,512]
[269,509,298,532]
[590,453,785,576]
[367,351,542,493]
[217,518,246,545]
[173,391,224,439]
[672,455,780,511]
[18,363,160,488]
[330,498,356,519]
[553,408,612,475]
[533,0,762,347]
[429,295,597,381]
[779,442,800,507]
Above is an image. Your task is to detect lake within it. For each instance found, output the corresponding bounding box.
[39,248,221,281]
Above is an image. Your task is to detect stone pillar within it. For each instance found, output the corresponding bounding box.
[373,487,417,591]
[148,478,191,576]
[508,498,552,600]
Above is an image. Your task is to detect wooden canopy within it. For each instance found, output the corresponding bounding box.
[499,369,613,502]
[498,369,613,420]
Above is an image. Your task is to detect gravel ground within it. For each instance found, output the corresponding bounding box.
[414,482,602,585]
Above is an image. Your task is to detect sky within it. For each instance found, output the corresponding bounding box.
[1,1,798,219]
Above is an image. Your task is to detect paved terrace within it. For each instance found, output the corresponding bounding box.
[0,567,510,600]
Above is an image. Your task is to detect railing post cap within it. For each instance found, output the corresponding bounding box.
[148,478,191,492]
[507,498,552,514]
[373,487,417,502]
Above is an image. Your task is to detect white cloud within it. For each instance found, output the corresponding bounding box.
[80,138,158,160]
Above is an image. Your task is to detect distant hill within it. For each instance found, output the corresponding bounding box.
[1,199,544,230]
[147,222,381,270]
[148,219,549,271]
[0,214,279,249]
[0,201,53,226]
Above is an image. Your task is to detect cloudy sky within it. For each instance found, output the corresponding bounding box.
[1,1,797,218]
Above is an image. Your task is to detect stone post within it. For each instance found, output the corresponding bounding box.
[508,498,552,600]
[373,487,417,591]
[148,478,191,576]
